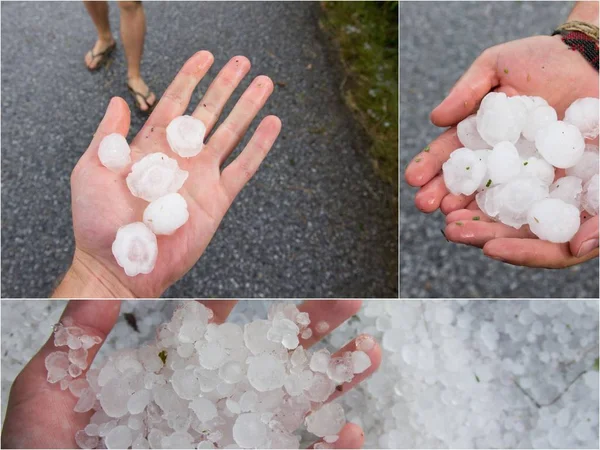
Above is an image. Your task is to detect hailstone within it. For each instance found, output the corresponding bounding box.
[565,148,599,183]
[582,174,599,216]
[549,176,583,208]
[487,141,522,185]
[564,97,599,139]
[457,115,491,150]
[112,222,158,276]
[535,121,585,169]
[496,178,549,229]
[522,105,558,142]
[527,198,581,243]
[166,115,206,158]
[126,153,189,202]
[521,156,555,186]
[143,193,189,235]
[98,133,131,171]
[442,148,487,195]
[476,92,527,145]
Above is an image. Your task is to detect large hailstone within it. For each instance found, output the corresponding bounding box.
[112,222,158,276]
[582,174,599,216]
[487,141,522,185]
[522,105,558,142]
[549,176,583,209]
[126,153,188,202]
[98,133,131,171]
[476,185,502,219]
[143,193,189,235]
[564,97,599,139]
[305,403,345,437]
[457,115,491,150]
[535,121,585,169]
[442,148,486,195]
[476,92,527,146]
[527,198,581,243]
[521,156,555,186]
[166,115,206,158]
[496,178,549,229]
[565,147,599,183]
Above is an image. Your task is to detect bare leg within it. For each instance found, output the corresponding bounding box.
[118,1,156,111]
[83,1,116,69]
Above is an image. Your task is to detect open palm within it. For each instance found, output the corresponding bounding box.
[69,51,281,297]
[1,300,380,449]
[405,35,599,267]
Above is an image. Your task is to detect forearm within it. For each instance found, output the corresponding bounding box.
[567,1,599,26]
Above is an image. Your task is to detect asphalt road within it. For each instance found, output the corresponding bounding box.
[1,2,397,298]
[400,1,599,298]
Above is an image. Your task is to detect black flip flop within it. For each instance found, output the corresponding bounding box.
[127,83,157,114]
[85,43,116,72]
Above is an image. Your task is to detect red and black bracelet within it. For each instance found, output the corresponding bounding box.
[552,21,599,71]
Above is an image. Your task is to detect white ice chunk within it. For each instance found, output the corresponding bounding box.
[126,152,189,202]
[476,92,526,145]
[528,198,581,243]
[521,157,555,186]
[522,105,557,141]
[166,115,206,158]
[112,222,158,277]
[327,354,354,384]
[310,349,331,373]
[74,388,97,413]
[127,389,151,415]
[98,133,131,171]
[351,351,371,374]
[105,425,132,450]
[535,121,585,169]
[45,351,70,383]
[564,97,599,139]
[582,174,599,216]
[143,193,189,235]
[190,397,218,422]
[442,148,487,195]
[233,413,267,448]
[457,115,491,149]
[496,178,549,228]
[566,149,599,184]
[476,185,502,219]
[247,354,286,392]
[305,403,345,437]
[549,176,583,208]
[75,430,99,450]
[487,141,522,185]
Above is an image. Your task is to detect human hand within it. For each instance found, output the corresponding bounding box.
[405,35,599,267]
[1,300,380,449]
[55,51,282,298]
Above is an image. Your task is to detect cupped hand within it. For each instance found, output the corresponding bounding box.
[65,51,281,298]
[1,300,380,449]
[405,35,599,267]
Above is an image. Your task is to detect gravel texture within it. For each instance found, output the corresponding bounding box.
[400,1,599,298]
[1,2,397,299]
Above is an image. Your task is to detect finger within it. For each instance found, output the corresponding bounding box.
[297,300,363,349]
[205,75,275,166]
[445,220,534,248]
[483,238,594,268]
[325,334,382,403]
[466,199,480,210]
[192,56,252,135]
[431,47,500,127]
[570,215,599,258]
[138,50,214,134]
[220,115,282,199]
[405,127,461,187]
[414,174,448,213]
[198,300,238,324]
[309,423,365,449]
[440,192,475,215]
[445,208,494,224]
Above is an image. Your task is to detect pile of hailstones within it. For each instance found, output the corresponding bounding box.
[443,94,599,243]
[98,115,206,276]
[45,302,373,449]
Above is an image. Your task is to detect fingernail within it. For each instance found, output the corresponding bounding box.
[576,239,599,257]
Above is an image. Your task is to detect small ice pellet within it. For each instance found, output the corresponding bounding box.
[535,121,585,169]
[582,174,599,216]
[142,193,189,235]
[549,176,583,208]
[476,92,527,145]
[355,335,375,352]
[233,413,267,448]
[527,198,581,243]
[126,152,189,202]
[301,328,313,339]
[310,349,331,373]
[521,104,557,141]
[566,149,599,184]
[564,97,600,139]
[166,115,207,158]
[305,403,346,437]
[457,115,491,149]
[442,148,487,195]
[111,222,158,277]
[487,141,522,185]
[521,157,555,186]
[98,133,131,172]
[315,321,330,334]
[351,351,371,374]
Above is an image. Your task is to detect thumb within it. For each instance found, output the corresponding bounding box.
[431,47,500,127]
[82,96,131,162]
[570,215,599,258]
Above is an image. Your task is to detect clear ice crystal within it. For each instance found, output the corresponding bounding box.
[143,193,190,235]
[126,152,189,202]
[111,222,158,277]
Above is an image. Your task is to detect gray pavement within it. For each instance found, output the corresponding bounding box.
[1,2,397,298]
[400,1,599,298]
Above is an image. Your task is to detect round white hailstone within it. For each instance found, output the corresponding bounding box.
[305,403,346,437]
[310,349,331,373]
[315,321,330,334]
[549,176,583,208]
[301,328,313,340]
[476,92,527,145]
[233,413,268,448]
[351,351,371,374]
[247,353,286,391]
[142,193,189,235]
[105,425,132,449]
[522,104,558,141]
[442,148,487,195]
[127,389,151,415]
[355,335,375,352]
[167,115,206,158]
[304,373,336,402]
[190,397,218,422]
[564,97,600,139]
[219,361,244,384]
[521,157,555,186]
[518,95,549,112]
[487,141,522,185]
[582,174,599,215]
[99,379,130,418]
[515,136,539,160]
[457,115,491,149]
[566,150,599,183]
[111,222,158,277]
[327,355,354,384]
[196,341,227,370]
[475,186,502,219]
[75,430,99,449]
[527,198,581,243]
[126,152,189,202]
[74,388,96,413]
[535,121,585,168]
[496,178,549,229]
[98,133,131,171]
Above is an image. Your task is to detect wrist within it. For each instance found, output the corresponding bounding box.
[52,248,136,299]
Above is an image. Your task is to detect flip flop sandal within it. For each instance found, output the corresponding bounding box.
[127,83,157,114]
[85,43,116,72]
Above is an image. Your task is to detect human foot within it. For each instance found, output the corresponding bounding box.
[127,76,157,112]
[84,38,116,70]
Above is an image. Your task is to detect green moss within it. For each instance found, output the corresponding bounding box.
[158,350,167,365]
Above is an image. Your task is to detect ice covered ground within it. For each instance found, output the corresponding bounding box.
[1,300,598,448]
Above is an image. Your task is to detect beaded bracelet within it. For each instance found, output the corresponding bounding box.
[552,20,599,71]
